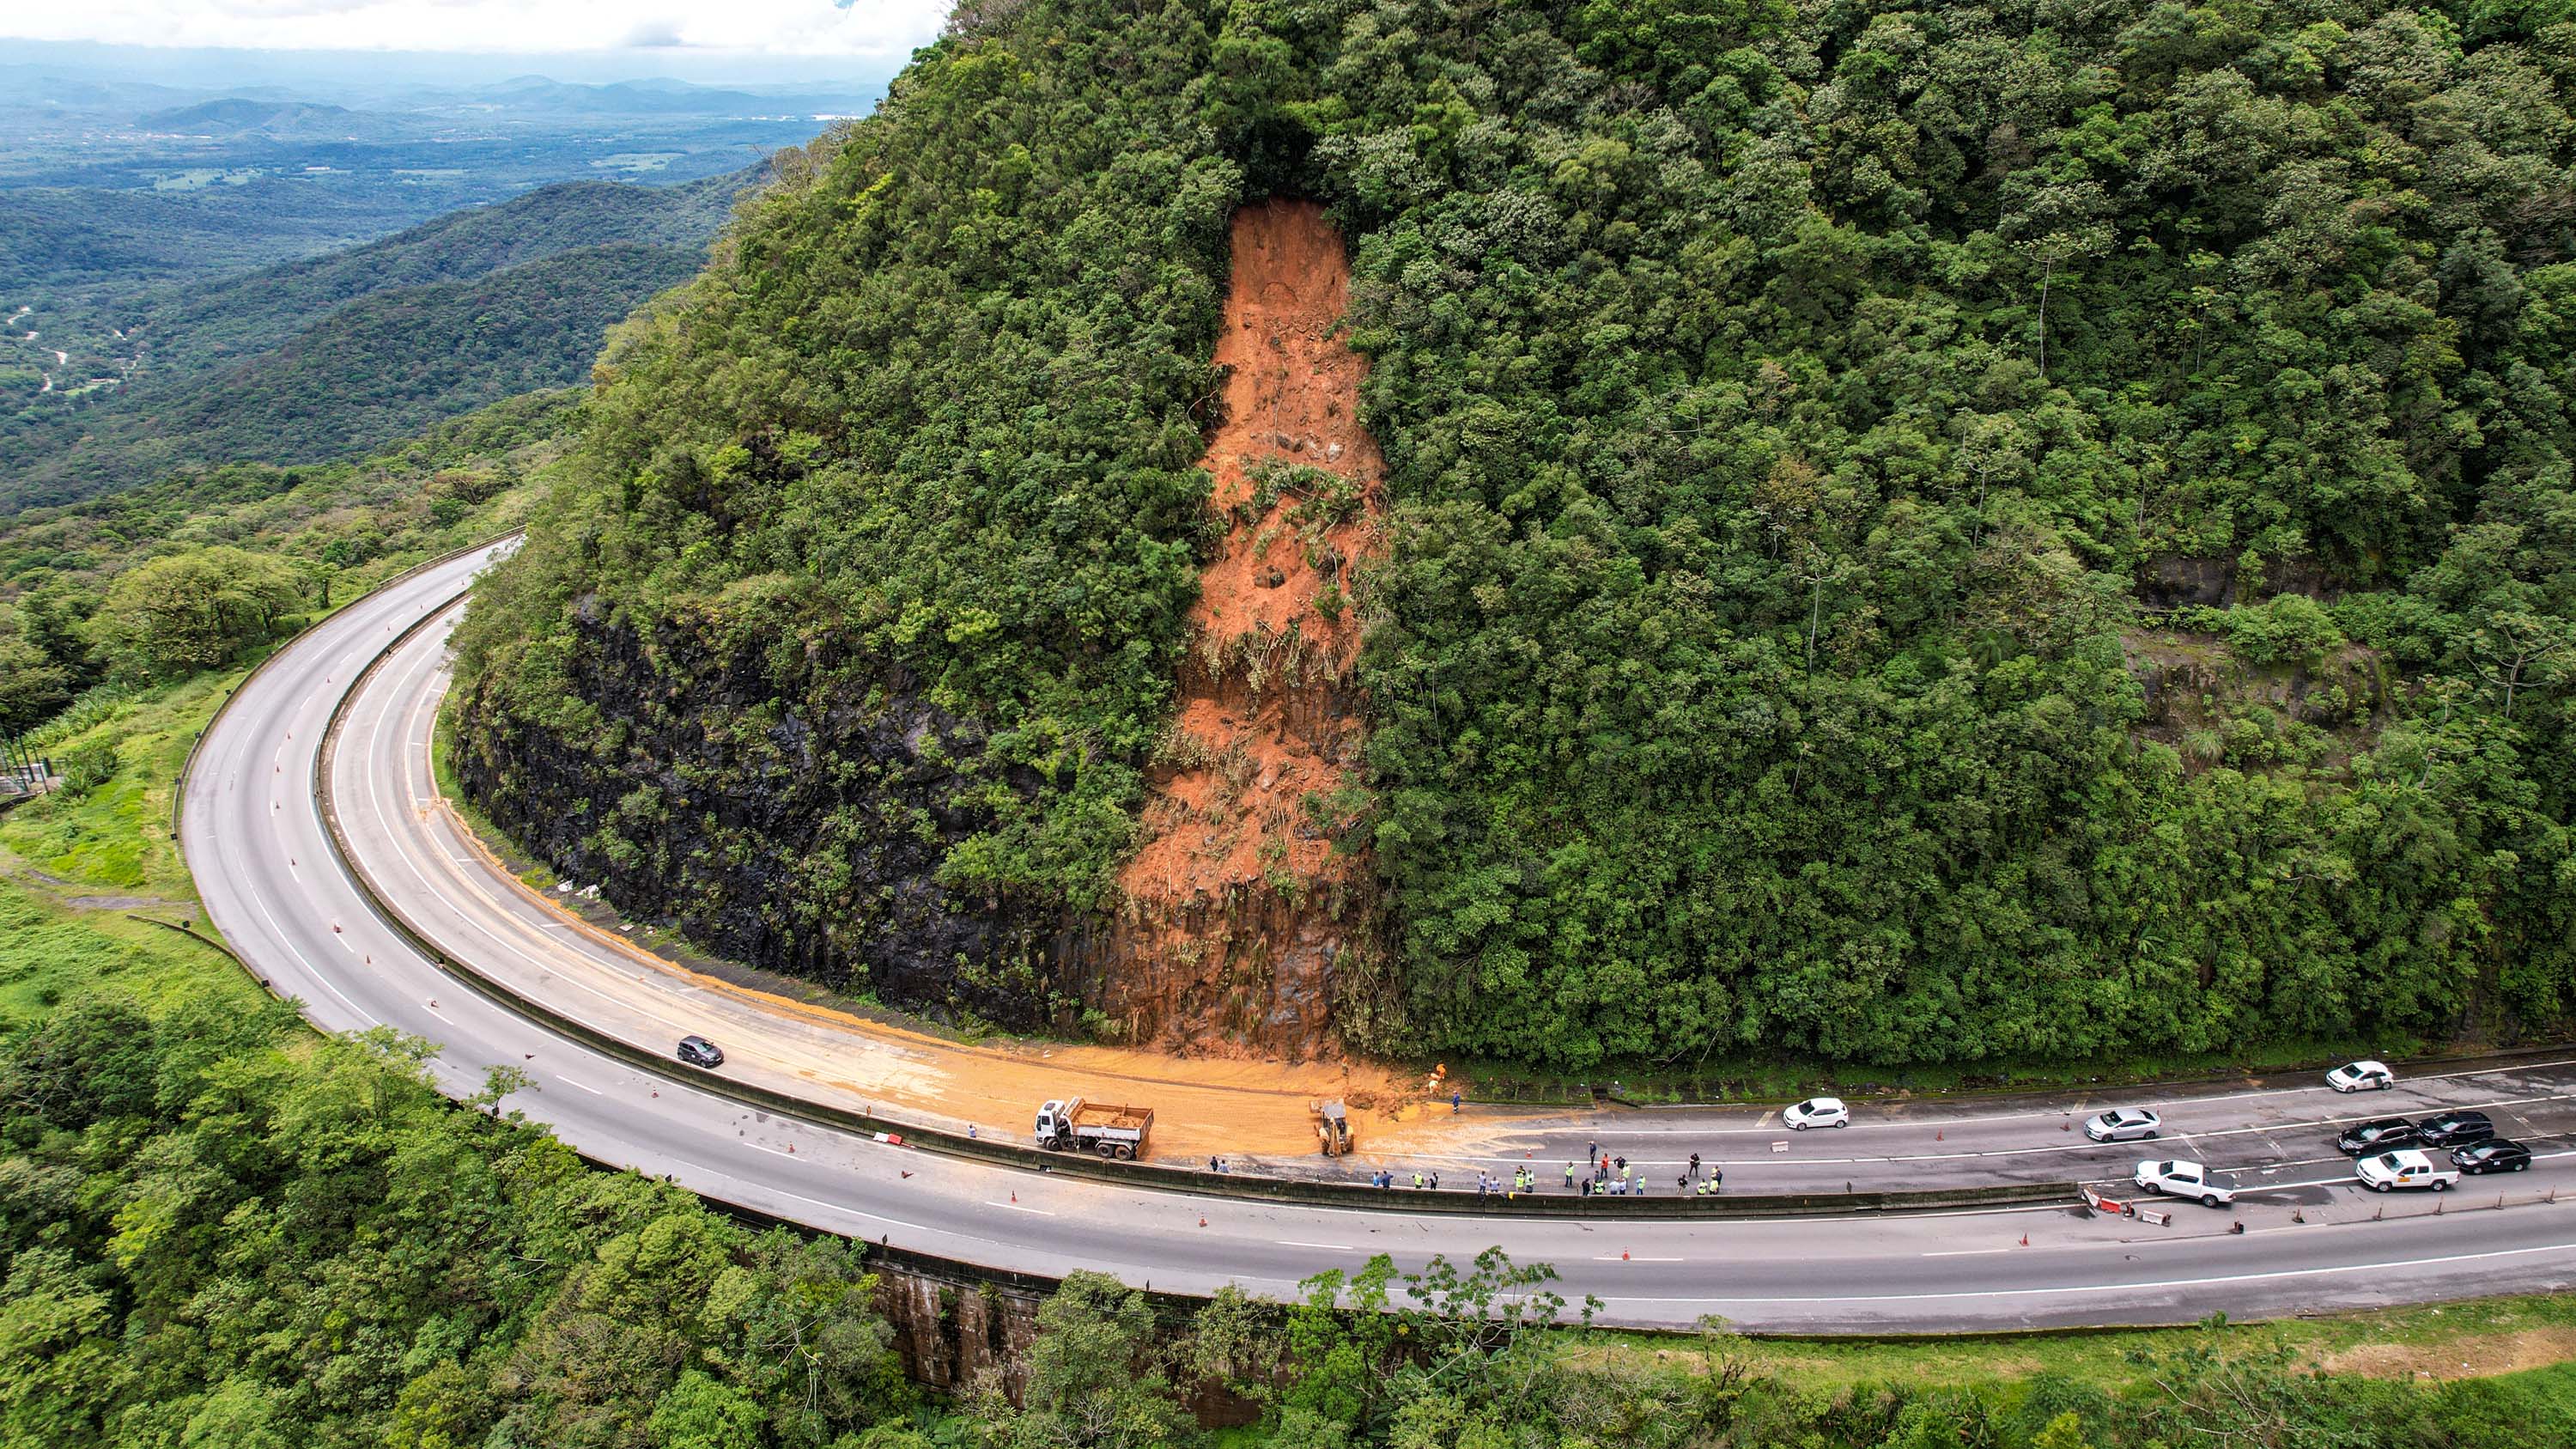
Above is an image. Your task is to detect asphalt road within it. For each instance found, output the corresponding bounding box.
[179,542,2576,1331]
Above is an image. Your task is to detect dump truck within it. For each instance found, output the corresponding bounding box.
[1034,1097,1153,1159]
[1310,1099,1356,1157]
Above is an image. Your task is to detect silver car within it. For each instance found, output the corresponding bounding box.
[2084,1107,2162,1142]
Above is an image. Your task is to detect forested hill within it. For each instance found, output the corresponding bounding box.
[2,170,751,510]
[455,1,2576,1071]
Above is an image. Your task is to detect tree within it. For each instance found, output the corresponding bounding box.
[2469,610,2573,719]
[649,1370,765,1449]
[83,546,306,682]
[975,1270,1193,1449]
[0,632,69,738]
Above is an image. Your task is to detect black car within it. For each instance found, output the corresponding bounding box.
[2451,1140,2532,1174]
[676,1035,725,1068]
[2336,1117,2420,1155]
[2416,1109,2495,1148]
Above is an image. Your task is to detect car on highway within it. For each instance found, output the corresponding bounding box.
[2134,1159,2235,1207]
[2356,1148,2458,1192]
[2451,1140,2533,1175]
[2326,1059,2397,1093]
[1782,1097,1850,1129]
[2336,1117,2420,1155]
[676,1035,725,1068]
[2416,1109,2496,1148]
[2083,1107,2163,1142]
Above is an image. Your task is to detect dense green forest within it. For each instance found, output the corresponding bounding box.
[3,175,746,512]
[453,0,2576,1069]
[5,977,2572,1448]
[0,391,570,738]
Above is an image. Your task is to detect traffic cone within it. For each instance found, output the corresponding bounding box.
[2019,1233,2029,1246]
[1199,1215,1208,1227]
[1621,1250,1630,1261]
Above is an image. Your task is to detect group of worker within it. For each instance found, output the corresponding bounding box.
[1565,1143,1724,1196]
[1364,1145,1725,1196]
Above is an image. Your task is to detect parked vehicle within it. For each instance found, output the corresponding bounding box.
[676,1035,724,1068]
[2326,1060,2397,1093]
[2451,1140,2533,1175]
[1783,1097,1850,1129]
[2357,1148,2458,1192]
[1034,1097,1154,1159]
[2416,1110,2495,1148]
[2084,1108,2162,1142]
[2336,1117,2419,1155]
[2134,1159,2235,1207]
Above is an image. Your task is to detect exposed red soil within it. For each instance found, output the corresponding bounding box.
[1091,199,1387,1061]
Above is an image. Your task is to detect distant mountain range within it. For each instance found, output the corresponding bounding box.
[137,98,409,141]
[6,67,884,123]
[1,168,756,511]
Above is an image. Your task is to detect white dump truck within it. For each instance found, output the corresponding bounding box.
[1034,1097,1153,1160]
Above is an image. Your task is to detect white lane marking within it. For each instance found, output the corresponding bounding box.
[1922,1248,2017,1257]
[1615,1239,2576,1306]
[554,1074,605,1095]
[986,1200,1056,1215]
[1276,1240,1357,1251]
[746,1142,799,1159]
[659,1154,933,1236]
[1595,1256,1686,1263]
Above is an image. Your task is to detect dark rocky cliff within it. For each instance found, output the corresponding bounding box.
[452,598,1072,1026]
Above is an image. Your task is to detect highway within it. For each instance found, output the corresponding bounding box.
[180,541,2576,1331]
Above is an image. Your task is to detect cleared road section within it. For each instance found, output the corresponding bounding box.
[182,543,2576,1330]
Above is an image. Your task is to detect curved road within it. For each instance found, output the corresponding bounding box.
[183,544,2576,1331]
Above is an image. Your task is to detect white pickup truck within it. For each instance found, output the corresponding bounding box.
[2133,1159,2235,1207]
[2356,1148,2458,1192]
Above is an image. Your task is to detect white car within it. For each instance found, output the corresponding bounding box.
[2084,1107,2163,1142]
[2134,1159,2235,1207]
[1783,1097,1850,1129]
[2356,1149,2458,1193]
[2326,1060,2397,1093]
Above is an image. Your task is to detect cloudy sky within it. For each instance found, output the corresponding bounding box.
[3,0,952,58]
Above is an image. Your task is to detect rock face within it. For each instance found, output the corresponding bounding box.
[1075,198,1386,1060]
[452,201,1385,1056]
[452,602,1072,1026]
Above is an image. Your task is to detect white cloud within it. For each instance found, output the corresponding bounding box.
[2,0,952,58]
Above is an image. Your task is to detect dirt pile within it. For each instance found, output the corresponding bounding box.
[1085,199,1385,1060]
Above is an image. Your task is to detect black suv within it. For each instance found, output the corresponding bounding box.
[2336,1117,2419,1155]
[676,1035,725,1068]
[2416,1110,2495,1148]
[2451,1140,2532,1174]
